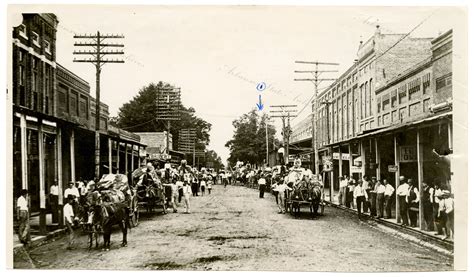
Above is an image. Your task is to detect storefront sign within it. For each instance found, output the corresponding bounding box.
[332,152,350,160]
[322,155,333,172]
[399,146,417,162]
[351,166,362,173]
[388,165,398,172]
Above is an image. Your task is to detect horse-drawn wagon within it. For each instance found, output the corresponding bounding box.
[283,170,325,218]
[132,165,167,218]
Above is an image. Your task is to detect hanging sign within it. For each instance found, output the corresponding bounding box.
[388,165,398,172]
[322,155,333,172]
[399,146,417,162]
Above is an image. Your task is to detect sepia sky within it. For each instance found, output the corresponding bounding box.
[7,5,464,163]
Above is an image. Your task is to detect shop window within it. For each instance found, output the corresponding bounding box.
[399,107,407,122]
[423,99,430,113]
[70,92,77,116]
[377,97,381,113]
[392,110,398,122]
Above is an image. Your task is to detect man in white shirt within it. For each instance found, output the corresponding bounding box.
[63,195,75,249]
[258,174,266,198]
[163,178,183,213]
[272,179,292,213]
[16,189,30,245]
[397,176,410,226]
[353,180,367,219]
[338,176,347,206]
[375,179,386,219]
[50,182,59,223]
[64,182,80,200]
[383,179,395,219]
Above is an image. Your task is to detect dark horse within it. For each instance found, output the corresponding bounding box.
[308,184,322,218]
[91,201,131,251]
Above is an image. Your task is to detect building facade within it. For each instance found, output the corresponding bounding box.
[11,13,145,234]
[309,27,453,232]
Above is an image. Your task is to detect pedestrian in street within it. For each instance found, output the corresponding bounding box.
[258,174,266,198]
[375,179,385,219]
[63,195,76,250]
[353,180,367,219]
[421,182,435,231]
[346,177,355,208]
[182,181,192,213]
[272,178,292,214]
[407,179,420,227]
[163,178,183,213]
[49,181,59,224]
[338,176,347,206]
[383,179,395,219]
[200,178,206,196]
[16,189,30,247]
[397,176,410,226]
[207,177,213,194]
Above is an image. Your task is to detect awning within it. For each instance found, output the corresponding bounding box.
[324,111,452,147]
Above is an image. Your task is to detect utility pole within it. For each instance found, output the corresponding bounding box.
[270,105,297,165]
[156,86,181,155]
[294,61,338,177]
[178,128,197,165]
[73,32,124,179]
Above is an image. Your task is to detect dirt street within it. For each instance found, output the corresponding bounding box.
[14,184,453,271]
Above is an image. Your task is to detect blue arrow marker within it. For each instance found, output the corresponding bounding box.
[256,94,264,111]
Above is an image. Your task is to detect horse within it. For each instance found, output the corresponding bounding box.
[90,199,131,251]
[308,184,322,218]
[76,191,101,249]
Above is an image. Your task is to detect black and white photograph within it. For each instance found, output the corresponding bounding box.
[3,1,470,272]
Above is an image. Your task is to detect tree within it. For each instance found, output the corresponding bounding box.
[203,150,225,171]
[225,109,277,167]
[112,82,212,150]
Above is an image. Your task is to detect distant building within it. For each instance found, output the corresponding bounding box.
[136,131,172,160]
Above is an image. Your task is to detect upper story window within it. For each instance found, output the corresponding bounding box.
[422,73,431,94]
[436,73,452,92]
[18,24,28,39]
[31,31,40,47]
[44,40,51,54]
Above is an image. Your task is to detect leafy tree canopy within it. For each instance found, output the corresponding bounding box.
[112,82,211,151]
[225,109,278,167]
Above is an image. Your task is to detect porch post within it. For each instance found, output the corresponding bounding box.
[349,143,353,178]
[361,140,366,177]
[131,145,135,172]
[108,138,112,174]
[339,146,343,177]
[116,141,120,174]
[38,119,47,234]
[375,137,381,180]
[56,128,64,226]
[330,148,335,203]
[417,128,425,230]
[20,114,28,190]
[70,129,76,183]
[395,135,400,224]
[125,143,129,174]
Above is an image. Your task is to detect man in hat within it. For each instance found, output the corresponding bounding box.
[16,189,30,246]
[63,195,76,249]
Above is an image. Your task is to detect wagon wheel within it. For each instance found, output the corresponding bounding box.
[130,196,139,227]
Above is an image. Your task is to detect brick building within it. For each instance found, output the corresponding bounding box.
[11,13,145,234]
[307,27,453,233]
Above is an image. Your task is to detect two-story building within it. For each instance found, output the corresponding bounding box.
[11,13,145,234]
[308,27,452,232]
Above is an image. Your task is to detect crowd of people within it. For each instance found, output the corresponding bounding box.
[337,174,454,240]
